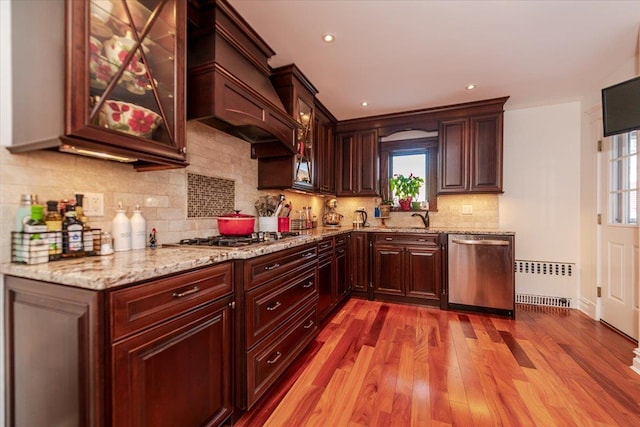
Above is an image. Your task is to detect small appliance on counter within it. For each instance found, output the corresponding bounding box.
[322,198,343,227]
[352,208,368,228]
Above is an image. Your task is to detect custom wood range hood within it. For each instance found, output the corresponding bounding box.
[187,0,298,158]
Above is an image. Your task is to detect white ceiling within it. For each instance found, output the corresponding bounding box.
[228,0,640,120]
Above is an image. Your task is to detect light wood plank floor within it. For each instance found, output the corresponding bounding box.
[236,298,640,426]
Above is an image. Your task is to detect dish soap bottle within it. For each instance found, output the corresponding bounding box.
[112,203,131,252]
[130,205,146,250]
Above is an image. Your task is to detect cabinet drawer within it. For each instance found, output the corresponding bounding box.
[246,305,318,408]
[318,237,334,254]
[374,233,440,246]
[244,243,317,290]
[246,269,317,348]
[110,263,233,341]
[335,234,349,247]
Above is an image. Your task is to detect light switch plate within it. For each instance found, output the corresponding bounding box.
[462,204,473,215]
[83,192,104,217]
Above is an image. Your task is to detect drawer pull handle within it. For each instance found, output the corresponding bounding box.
[337,249,345,254]
[418,239,426,242]
[385,237,393,241]
[301,252,315,258]
[266,351,282,365]
[172,286,200,298]
[303,320,315,329]
[303,281,314,288]
[264,263,281,271]
[266,301,282,311]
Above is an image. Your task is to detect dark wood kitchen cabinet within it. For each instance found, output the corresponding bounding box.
[5,276,104,427]
[64,0,188,170]
[314,100,337,194]
[238,243,319,409]
[317,236,335,319]
[317,235,350,321]
[5,263,234,427]
[372,233,443,306]
[335,234,350,301]
[110,264,234,427]
[259,65,318,191]
[349,231,370,298]
[438,112,503,193]
[337,129,380,196]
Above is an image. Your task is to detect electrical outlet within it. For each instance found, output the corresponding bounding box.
[462,204,473,215]
[83,192,104,217]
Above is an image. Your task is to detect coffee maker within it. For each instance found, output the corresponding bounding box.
[353,208,368,228]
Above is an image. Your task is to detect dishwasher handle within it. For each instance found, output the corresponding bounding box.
[451,238,510,246]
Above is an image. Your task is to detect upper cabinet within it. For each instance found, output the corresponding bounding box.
[7,0,188,170]
[65,0,188,170]
[438,112,503,193]
[314,100,337,194]
[266,64,319,191]
[336,129,380,196]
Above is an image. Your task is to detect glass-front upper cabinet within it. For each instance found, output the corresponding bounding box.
[65,0,186,169]
[295,98,314,188]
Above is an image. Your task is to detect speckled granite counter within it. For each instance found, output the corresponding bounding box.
[1,226,513,290]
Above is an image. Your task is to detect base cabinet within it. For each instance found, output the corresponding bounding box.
[5,276,103,427]
[238,243,319,409]
[372,233,443,305]
[349,232,370,295]
[112,297,232,427]
[5,263,234,427]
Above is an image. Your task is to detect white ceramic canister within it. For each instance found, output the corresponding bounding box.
[112,203,131,252]
[130,205,146,250]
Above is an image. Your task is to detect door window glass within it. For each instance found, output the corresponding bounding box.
[609,130,637,224]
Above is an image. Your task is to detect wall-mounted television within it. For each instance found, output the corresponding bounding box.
[602,76,640,137]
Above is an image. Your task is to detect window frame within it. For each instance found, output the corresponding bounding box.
[380,137,439,211]
[608,130,637,225]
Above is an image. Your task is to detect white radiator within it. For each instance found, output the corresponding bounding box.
[514,260,578,308]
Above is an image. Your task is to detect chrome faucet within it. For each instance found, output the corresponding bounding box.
[412,212,429,228]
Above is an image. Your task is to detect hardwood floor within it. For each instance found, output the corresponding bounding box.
[235,298,640,426]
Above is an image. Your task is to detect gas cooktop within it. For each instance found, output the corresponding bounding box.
[167,231,301,248]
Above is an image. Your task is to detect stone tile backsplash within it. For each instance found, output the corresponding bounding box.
[1,118,501,264]
[0,121,260,262]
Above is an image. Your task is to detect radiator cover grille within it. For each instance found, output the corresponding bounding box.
[516,293,572,308]
[515,259,577,309]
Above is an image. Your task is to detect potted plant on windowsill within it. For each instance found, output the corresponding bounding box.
[390,173,424,211]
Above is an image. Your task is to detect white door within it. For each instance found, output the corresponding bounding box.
[598,130,639,339]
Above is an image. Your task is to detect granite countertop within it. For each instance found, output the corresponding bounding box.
[1,227,513,290]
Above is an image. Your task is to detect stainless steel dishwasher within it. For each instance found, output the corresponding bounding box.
[447,234,515,317]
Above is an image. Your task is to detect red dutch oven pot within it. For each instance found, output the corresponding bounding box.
[217,210,255,236]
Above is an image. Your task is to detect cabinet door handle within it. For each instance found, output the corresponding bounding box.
[303,320,315,329]
[264,263,280,271]
[303,281,314,288]
[266,301,282,311]
[301,252,315,258]
[266,351,282,365]
[229,301,236,310]
[172,286,200,298]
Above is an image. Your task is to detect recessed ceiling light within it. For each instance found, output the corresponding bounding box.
[361,101,368,107]
[466,84,477,90]
[322,33,335,43]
